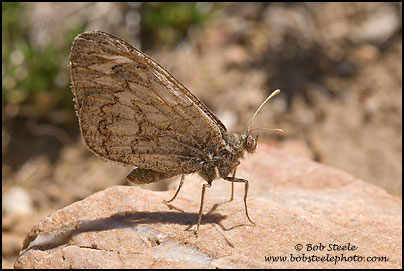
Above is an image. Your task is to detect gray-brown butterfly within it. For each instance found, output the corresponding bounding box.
[69,30,282,236]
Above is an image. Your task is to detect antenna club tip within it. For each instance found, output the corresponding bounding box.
[271,128,285,134]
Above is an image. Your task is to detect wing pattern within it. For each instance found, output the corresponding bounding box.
[69,31,227,174]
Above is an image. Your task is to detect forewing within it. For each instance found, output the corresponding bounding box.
[69,31,227,173]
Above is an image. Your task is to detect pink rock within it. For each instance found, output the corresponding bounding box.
[14,145,402,268]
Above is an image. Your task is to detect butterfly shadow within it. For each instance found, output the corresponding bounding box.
[164,199,252,232]
[165,200,254,248]
[23,209,227,252]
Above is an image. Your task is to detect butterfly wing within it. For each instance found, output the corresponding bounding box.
[69,31,227,174]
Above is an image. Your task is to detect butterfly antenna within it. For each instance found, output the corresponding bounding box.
[247,89,280,134]
[250,127,285,134]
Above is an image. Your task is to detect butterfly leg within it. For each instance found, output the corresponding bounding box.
[223,176,255,225]
[164,174,185,203]
[229,167,237,201]
[195,181,212,236]
[229,162,240,201]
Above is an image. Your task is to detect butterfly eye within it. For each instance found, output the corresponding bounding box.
[245,135,257,153]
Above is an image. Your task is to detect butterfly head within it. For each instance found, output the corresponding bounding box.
[243,133,258,154]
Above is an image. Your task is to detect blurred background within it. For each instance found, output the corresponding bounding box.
[2,2,402,267]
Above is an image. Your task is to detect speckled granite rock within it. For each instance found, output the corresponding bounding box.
[14,144,402,268]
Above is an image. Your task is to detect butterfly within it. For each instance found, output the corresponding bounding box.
[69,30,282,236]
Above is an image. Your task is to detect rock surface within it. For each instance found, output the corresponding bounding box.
[14,144,402,268]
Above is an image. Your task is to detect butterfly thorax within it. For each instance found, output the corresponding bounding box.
[198,132,256,183]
